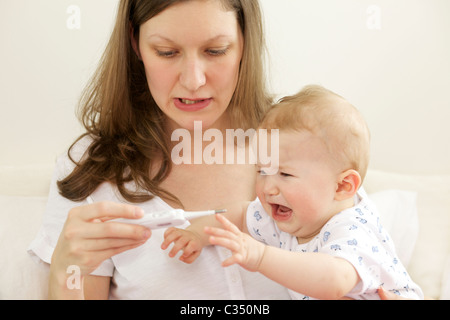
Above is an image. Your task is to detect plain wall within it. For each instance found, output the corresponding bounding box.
[1,0,449,175]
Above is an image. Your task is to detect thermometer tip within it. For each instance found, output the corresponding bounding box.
[214,209,227,214]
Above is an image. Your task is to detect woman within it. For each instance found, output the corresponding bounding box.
[29,0,403,300]
[29,0,290,299]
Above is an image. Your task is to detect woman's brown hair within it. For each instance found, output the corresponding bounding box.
[58,0,271,204]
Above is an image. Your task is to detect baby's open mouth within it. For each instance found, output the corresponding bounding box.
[270,203,293,221]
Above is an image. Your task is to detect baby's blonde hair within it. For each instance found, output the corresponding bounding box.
[260,85,371,182]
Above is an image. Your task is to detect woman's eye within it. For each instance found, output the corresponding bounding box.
[207,48,228,56]
[155,48,228,58]
[155,50,177,58]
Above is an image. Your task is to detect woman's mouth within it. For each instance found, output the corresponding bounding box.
[270,203,293,221]
[180,98,204,104]
[174,98,212,111]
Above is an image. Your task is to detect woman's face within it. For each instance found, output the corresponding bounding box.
[137,0,244,132]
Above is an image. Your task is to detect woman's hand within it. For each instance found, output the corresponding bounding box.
[49,201,151,298]
[377,286,412,300]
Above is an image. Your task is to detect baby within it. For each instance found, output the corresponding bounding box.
[161,85,423,300]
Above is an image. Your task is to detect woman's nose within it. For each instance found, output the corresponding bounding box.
[179,55,206,92]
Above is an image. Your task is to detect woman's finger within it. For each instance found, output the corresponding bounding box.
[90,241,148,266]
[75,220,151,241]
[377,287,409,300]
[73,201,144,222]
[53,203,150,277]
[81,237,149,252]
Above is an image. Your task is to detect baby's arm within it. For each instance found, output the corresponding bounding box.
[207,214,360,300]
[161,201,249,263]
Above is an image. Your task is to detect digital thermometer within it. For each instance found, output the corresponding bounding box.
[113,209,226,229]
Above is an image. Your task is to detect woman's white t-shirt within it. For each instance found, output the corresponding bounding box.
[28,136,290,300]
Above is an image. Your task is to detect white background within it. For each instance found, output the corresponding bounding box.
[1,0,449,175]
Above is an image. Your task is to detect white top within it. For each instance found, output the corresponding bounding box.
[246,191,424,300]
[28,136,290,300]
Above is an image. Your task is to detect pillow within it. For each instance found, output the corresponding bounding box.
[368,190,419,267]
[440,255,450,300]
[0,195,49,299]
[365,169,450,299]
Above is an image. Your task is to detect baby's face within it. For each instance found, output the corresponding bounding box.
[255,130,341,243]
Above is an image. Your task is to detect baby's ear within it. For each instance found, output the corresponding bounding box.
[334,169,361,201]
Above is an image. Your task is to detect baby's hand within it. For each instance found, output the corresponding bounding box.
[205,214,265,272]
[161,227,204,263]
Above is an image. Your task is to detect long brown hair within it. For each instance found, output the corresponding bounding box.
[58,0,271,204]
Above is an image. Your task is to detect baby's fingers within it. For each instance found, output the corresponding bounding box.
[204,225,235,239]
[215,214,241,234]
[160,227,187,257]
[221,253,244,267]
[180,240,200,258]
[208,233,240,253]
[205,225,238,250]
[180,249,201,264]
[161,227,181,250]
[167,237,190,258]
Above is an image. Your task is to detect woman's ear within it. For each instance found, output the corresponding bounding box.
[129,24,142,60]
[334,169,361,201]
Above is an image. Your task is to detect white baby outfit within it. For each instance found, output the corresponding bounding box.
[246,190,424,300]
